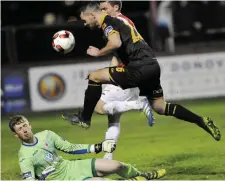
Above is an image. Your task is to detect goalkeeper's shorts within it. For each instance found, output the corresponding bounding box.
[45,158,97,180]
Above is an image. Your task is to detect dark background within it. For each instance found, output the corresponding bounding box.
[2,1,225,66]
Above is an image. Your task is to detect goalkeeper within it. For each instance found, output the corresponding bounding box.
[9,115,166,180]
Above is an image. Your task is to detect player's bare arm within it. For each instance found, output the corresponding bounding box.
[110,56,120,66]
[87,33,121,57]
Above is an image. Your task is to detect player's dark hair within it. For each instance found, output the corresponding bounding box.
[9,115,27,132]
[101,0,122,11]
[80,1,101,13]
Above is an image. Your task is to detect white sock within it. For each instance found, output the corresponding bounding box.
[104,114,121,160]
[103,100,143,115]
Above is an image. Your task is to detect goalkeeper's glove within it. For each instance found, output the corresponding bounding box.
[94,140,116,154]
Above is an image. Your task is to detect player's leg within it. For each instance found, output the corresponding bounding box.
[62,68,113,128]
[95,159,140,177]
[103,99,154,126]
[138,62,221,140]
[62,66,154,128]
[95,159,166,179]
[144,81,221,141]
[103,100,142,114]
[95,100,120,160]
[150,96,221,141]
[95,99,106,115]
[96,85,142,115]
[104,113,121,160]
[46,159,99,180]
[96,86,154,125]
[103,70,155,126]
[86,177,106,180]
[62,66,134,129]
[95,90,121,160]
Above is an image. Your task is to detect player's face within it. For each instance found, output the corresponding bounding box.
[100,2,117,16]
[80,12,97,29]
[14,121,33,141]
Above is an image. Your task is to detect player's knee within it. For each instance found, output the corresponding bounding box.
[151,98,166,115]
[113,161,125,171]
[152,103,166,115]
[95,101,106,115]
[88,72,100,82]
[95,105,105,115]
[154,107,165,115]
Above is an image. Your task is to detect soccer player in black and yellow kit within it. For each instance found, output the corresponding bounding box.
[63,2,221,141]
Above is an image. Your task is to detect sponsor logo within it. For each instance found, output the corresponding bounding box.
[38,73,65,101]
[4,77,24,97]
[153,89,163,95]
[45,152,54,162]
[104,26,113,37]
[171,59,224,72]
[4,99,27,113]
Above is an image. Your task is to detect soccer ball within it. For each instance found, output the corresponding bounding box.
[52,30,75,54]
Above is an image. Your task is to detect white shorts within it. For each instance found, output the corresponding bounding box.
[100,84,140,103]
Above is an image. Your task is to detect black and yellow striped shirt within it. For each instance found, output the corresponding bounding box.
[101,14,156,66]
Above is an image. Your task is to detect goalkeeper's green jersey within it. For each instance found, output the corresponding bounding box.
[18,130,91,180]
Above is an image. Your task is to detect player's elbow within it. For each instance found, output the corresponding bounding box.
[109,39,121,49]
[113,39,122,48]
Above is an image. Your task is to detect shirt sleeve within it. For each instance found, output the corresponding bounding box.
[19,156,35,180]
[103,18,120,39]
[49,130,91,154]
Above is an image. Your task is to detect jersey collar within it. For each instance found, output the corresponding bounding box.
[100,13,107,28]
[22,136,38,147]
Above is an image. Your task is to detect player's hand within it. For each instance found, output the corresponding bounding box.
[102,139,116,153]
[87,46,100,57]
[94,140,116,154]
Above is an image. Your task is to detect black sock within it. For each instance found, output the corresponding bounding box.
[165,103,204,127]
[81,80,102,123]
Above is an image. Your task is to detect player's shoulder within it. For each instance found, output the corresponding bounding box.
[117,13,128,19]
[104,14,122,26]
[35,130,52,137]
[117,14,129,22]
[105,14,116,21]
[117,13,135,27]
[18,145,32,158]
[34,130,55,142]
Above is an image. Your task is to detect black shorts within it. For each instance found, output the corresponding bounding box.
[108,61,163,99]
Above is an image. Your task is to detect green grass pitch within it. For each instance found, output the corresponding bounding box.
[1,99,225,180]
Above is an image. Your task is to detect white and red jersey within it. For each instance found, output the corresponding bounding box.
[116,13,136,29]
